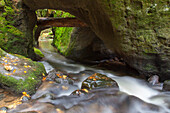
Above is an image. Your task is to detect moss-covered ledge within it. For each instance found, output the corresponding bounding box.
[0,48,46,94]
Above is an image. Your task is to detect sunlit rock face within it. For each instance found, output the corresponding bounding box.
[19,0,170,80]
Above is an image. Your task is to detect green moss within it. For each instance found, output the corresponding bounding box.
[0,0,5,7]
[144,63,157,71]
[51,10,74,54]
[0,51,46,94]
[64,37,76,56]
[0,4,28,57]
[0,48,6,56]
[34,47,44,58]
[0,62,45,94]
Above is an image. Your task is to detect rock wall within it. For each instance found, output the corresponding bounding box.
[103,0,170,80]
[1,0,37,59]
[65,27,115,62]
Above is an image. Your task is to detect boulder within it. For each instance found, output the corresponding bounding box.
[81,73,118,90]
[0,48,46,94]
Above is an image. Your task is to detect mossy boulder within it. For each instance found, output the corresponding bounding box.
[0,48,46,94]
[81,73,118,90]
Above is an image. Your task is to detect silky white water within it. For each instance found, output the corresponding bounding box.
[39,39,170,113]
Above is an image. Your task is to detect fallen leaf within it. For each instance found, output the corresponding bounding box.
[56,73,60,76]
[5,73,12,76]
[89,76,93,79]
[93,78,97,81]
[13,69,16,73]
[42,73,45,76]
[22,92,30,98]
[13,63,18,66]
[82,89,89,93]
[62,75,67,79]
[24,65,28,68]
[42,77,46,81]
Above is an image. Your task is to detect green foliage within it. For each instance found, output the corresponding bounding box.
[53,27,73,54]
[0,0,5,7]
[34,47,44,57]
[52,10,74,54]
[0,5,24,53]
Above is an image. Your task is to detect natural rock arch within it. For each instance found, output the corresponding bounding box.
[7,0,170,80]
[23,0,120,53]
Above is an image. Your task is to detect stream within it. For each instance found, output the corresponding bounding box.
[8,39,170,113]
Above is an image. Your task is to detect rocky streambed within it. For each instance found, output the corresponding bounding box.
[0,40,169,113]
[1,68,169,113]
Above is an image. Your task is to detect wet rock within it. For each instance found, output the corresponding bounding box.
[71,89,89,96]
[31,81,78,99]
[0,49,46,94]
[47,69,74,84]
[55,77,73,85]
[148,75,159,85]
[163,80,170,91]
[8,102,57,113]
[41,93,55,99]
[47,69,58,80]
[21,96,30,102]
[81,73,118,90]
[8,88,168,113]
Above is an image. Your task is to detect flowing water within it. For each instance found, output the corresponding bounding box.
[8,39,170,113]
